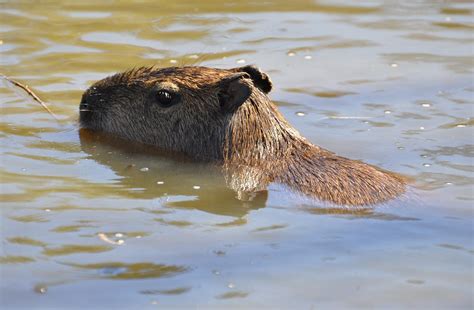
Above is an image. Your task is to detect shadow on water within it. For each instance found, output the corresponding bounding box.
[300,205,420,221]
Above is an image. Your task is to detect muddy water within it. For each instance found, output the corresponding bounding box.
[1,1,473,308]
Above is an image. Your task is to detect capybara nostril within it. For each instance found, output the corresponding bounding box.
[79,101,90,112]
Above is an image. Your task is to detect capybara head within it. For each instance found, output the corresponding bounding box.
[79,66,273,161]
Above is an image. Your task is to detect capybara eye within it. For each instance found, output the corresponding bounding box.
[156,90,174,107]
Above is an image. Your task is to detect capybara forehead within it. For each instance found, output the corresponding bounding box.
[93,66,234,90]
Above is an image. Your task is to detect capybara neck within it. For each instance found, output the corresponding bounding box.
[223,90,406,206]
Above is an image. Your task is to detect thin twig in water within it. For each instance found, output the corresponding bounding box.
[1,73,59,120]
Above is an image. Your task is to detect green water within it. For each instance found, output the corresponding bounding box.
[1,1,473,308]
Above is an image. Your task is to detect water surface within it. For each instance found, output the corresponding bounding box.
[1,0,473,308]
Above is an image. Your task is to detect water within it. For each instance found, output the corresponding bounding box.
[1,1,473,308]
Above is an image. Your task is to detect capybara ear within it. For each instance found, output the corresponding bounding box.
[218,72,252,113]
[233,65,272,94]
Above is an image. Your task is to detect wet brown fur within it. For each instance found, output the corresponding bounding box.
[80,65,406,206]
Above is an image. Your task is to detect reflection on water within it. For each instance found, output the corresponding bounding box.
[42,244,113,257]
[66,261,188,280]
[1,0,473,308]
[140,286,191,295]
[78,128,268,217]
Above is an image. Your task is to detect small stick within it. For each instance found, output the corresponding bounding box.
[1,73,59,120]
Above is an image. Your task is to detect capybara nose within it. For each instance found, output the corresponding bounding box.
[79,91,101,112]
